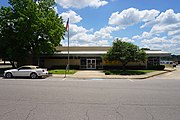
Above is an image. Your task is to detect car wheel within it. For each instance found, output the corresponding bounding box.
[30,73,38,79]
[5,72,13,78]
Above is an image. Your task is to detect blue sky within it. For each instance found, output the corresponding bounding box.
[1,0,180,54]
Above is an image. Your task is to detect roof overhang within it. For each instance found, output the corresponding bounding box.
[51,47,172,57]
[145,50,171,57]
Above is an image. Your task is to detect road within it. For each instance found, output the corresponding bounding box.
[0,69,180,120]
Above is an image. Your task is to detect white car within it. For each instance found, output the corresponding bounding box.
[4,65,48,79]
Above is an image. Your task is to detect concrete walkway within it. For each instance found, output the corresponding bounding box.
[52,68,175,79]
[73,70,105,78]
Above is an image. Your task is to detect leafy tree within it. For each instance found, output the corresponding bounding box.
[0,0,66,67]
[141,48,150,50]
[104,39,147,71]
[0,6,27,67]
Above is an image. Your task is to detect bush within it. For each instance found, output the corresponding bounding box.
[147,65,165,70]
[103,65,146,70]
[104,70,155,75]
[119,70,144,75]
[104,71,111,75]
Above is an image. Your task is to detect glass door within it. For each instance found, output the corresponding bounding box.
[87,59,96,69]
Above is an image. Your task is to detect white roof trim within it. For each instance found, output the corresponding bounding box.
[54,50,171,57]
[144,50,171,54]
[55,51,107,54]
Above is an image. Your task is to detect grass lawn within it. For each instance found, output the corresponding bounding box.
[104,70,157,75]
[48,69,76,74]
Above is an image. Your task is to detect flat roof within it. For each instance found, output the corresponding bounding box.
[54,50,171,57]
[53,46,171,57]
[55,51,107,55]
[144,50,171,54]
[56,46,111,52]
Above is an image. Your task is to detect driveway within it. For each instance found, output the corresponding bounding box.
[149,65,180,80]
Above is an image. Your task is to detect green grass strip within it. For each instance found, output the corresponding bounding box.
[48,69,76,74]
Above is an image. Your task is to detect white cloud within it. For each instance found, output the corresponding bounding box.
[94,26,121,39]
[150,23,180,35]
[168,29,180,36]
[59,10,82,24]
[141,32,152,39]
[62,25,121,46]
[132,32,152,40]
[115,37,135,43]
[67,24,92,38]
[143,9,180,27]
[59,11,115,46]
[109,8,160,28]
[141,37,168,44]
[59,8,180,54]
[56,0,108,9]
[141,9,180,37]
[54,6,58,14]
[132,35,140,40]
[128,9,180,54]
[139,35,180,54]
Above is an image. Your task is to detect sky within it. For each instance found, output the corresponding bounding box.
[1,0,180,55]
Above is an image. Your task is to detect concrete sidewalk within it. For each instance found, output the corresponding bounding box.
[52,69,175,79]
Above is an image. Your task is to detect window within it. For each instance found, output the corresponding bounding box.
[148,57,160,66]
[18,67,32,70]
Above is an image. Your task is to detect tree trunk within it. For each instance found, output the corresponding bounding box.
[32,45,40,66]
[122,62,127,71]
[32,55,38,66]
[10,60,16,68]
[122,65,125,71]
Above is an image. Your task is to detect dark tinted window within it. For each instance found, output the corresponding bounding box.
[18,67,32,70]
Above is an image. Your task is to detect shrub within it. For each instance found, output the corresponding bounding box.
[147,65,165,70]
[104,70,155,75]
[104,71,111,75]
[103,65,146,70]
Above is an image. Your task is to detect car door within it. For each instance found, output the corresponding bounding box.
[17,67,32,77]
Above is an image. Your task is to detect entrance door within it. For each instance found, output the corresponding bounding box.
[87,59,96,69]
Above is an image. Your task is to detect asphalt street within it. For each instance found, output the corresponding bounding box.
[0,68,180,120]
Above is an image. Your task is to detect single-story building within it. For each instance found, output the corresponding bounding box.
[39,46,171,69]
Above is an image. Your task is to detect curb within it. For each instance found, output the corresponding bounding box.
[133,71,169,79]
[50,70,174,79]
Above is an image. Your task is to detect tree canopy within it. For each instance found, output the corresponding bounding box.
[0,0,66,67]
[104,39,147,70]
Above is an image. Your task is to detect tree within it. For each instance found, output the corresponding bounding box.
[104,39,147,71]
[0,6,27,67]
[0,0,66,67]
[141,48,150,50]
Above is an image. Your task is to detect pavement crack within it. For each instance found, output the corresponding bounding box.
[115,105,124,120]
[25,105,37,120]
[144,108,154,120]
[16,97,23,102]
[0,97,24,107]
[84,110,90,120]
[0,109,16,118]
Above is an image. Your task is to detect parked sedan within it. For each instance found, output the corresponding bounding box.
[4,65,48,79]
